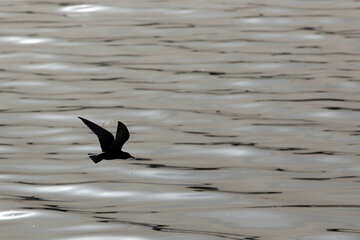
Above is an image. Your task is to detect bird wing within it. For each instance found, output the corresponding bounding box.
[109,121,130,150]
[78,117,114,152]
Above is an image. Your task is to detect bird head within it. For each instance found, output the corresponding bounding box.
[124,152,135,159]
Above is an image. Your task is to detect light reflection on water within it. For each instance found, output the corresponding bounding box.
[0,210,37,220]
[0,36,53,45]
[22,63,106,72]
[0,0,359,239]
[59,5,112,13]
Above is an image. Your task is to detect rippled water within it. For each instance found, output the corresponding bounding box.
[1,0,359,239]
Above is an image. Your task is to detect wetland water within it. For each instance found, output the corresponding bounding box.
[0,0,359,239]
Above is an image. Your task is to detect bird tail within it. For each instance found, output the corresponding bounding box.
[89,154,103,164]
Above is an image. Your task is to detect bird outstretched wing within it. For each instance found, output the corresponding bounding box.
[109,121,130,150]
[78,117,114,152]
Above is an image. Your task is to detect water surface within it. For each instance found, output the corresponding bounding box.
[0,0,359,240]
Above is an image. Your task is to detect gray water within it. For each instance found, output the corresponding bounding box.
[0,1,359,239]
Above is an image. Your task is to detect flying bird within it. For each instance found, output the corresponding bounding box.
[78,117,134,163]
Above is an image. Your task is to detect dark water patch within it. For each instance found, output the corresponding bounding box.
[152,225,260,240]
[183,131,209,135]
[123,79,180,84]
[259,146,307,152]
[323,129,360,134]
[296,45,321,49]
[34,72,55,76]
[95,210,158,214]
[228,60,253,64]
[325,106,360,111]
[46,152,59,155]
[86,61,117,67]
[255,146,308,152]
[293,176,358,181]
[275,147,305,151]
[132,157,152,161]
[294,151,359,156]
[338,68,358,72]
[156,23,195,29]
[188,186,281,195]
[297,27,317,31]
[258,98,351,102]
[126,67,165,72]
[24,204,70,213]
[249,74,314,80]
[89,77,124,81]
[133,22,161,27]
[275,168,327,173]
[209,71,226,76]
[20,195,47,201]
[0,143,13,146]
[271,52,291,56]
[297,27,339,35]
[175,70,226,76]
[0,124,13,127]
[3,194,53,202]
[94,215,117,221]
[135,87,197,94]
[23,204,158,215]
[175,141,253,146]
[287,60,328,64]
[249,205,360,208]
[135,87,263,95]
[131,162,221,171]
[252,123,317,126]
[162,37,265,44]
[329,75,354,79]
[0,90,25,95]
[327,228,360,234]
[96,217,259,240]
[94,217,167,231]
[57,2,77,6]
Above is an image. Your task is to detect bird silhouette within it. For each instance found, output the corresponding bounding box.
[78,117,134,163]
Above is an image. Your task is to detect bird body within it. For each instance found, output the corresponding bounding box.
[78,117,134,163]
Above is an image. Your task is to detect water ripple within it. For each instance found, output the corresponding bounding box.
[0,36,53,45]
[0,210,37,220]
[1,0,359,239]
[59,5,112,13]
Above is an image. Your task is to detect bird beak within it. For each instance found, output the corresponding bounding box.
[130,155,135,159]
